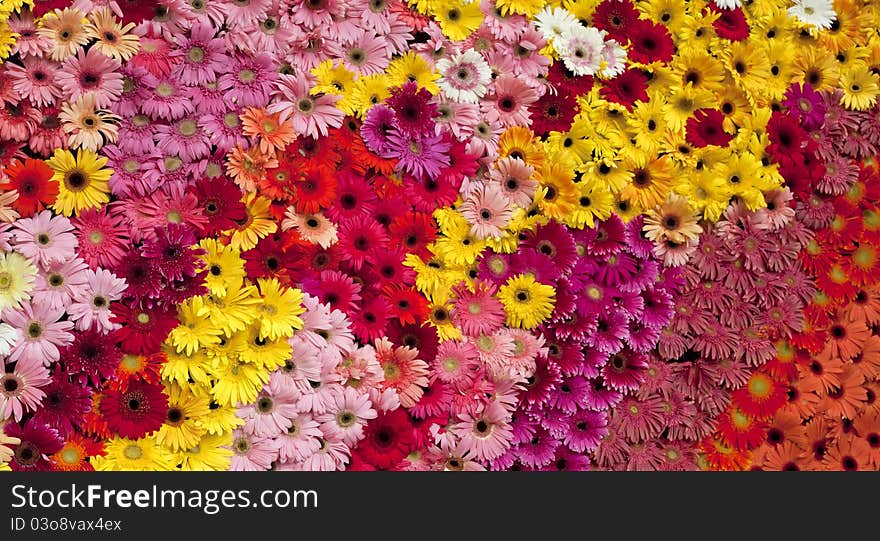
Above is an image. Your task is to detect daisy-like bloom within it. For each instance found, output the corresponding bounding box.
[482,74,539,128]
[67,268,127,332]
[45,149,111,217]
[268,73,344,139]
[317,387,377,447]
[240,107,296,157]
[84,7,139,61]
[0,361,51,422]
[0,251,38,312]
[0,159,58,219]
[169,21,226,86]
[533,6,581,44]
[839,64,880,111]
[450,401,513,462]
[384,130,451,181]
[498,273,556,330]
[554,25,605,77]
[490,156,536,208]
[375,337,429,408]
[59,94,120,152]
[782,83,826,131]
[93,435,172,471]
[7,57,62,108]
[38,8,91,61]
[436,50,492,104]
[71,207,129,269]
[238,381,299,439]
[450,281,506,337]
[256,278,305,341]
[788,0,837,31]
[3,300,74,367]
[4,421,63,471]
[282,209,338,249]
[11,210,78,269]
[99,379,167,440]
[643,194,704,245]
[56,47,124,110]
[0,426,20,464]
[459,183,513,240]
[32,257,89,311]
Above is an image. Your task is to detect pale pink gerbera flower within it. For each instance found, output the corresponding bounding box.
[326,29,391,76]
[55,48,124,109]
[282,208,338,248]
[8,10,53,58]
[482,74,538,128]
[32,257,89,311]
[471,330,516,377]
[229,429,276,471]
[325,308,356,354]
[0,361,51,422]
[220,0,272,27]
[284,428,350,471]
[238,379,300,438]
[3,301,74,367]
[317,386,377,447]
[450,401,514,461]
[273,412,322,464]
[460,182,513,239]
[490,156,537,208]
[266,72,344,139]
[67,268,127,333]
[169,21,228,86]
[6,57,63,108]
[11,210,78,269]
[375,337,430,408]
[431,340,481,386]
[450,281,506,337]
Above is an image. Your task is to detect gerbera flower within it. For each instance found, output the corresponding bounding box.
[317,387,377,447]
[56,47,123,110]
[357,409,416,470]
[482,74,538,128]
[643,194,703,244]
[7,57,62,108]
[67,267,126,332]
[95,435,172,471]
[100,379,168,440]
[140,223,204,282]
[59,94,120,152]
[4,300,74,367]
[437,49,492,104]
[628,19,674,65]
[266,72,343,139]
[31,369,91,437]
[0,159,58,218]
[497,273,556,330]
[686,108,733,148]
[839,64,879,111]
[459,183,513,240]
[45,148,111,217]
[600,68,649,110]
[1,361,50,422]
[84,7,139,61]
[38,8,90,61]
[71,207,129,269]
[11,210,77,269]
[788,0,837,31]
[553,25,605,77]
[4,421,62,471]
[240,107,296,157]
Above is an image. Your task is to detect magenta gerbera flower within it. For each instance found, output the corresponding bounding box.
[140,224,205,282]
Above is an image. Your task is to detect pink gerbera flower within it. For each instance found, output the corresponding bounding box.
[273,412,323,464]
[266,72,343,139]
[154,116,212,162]
[11,210,78,269]
[67,268,127,332]
[56,47,123,109]
[450,281,506,337]
[431,340,481,386]
[375,336,429,408]
[7,57,62,107]
[71,207,130,269]
[3,300,74,367]
[0,360,51,422]
[450,401,513,461]
[490,156,536,208]
[317,386,377,447]
[32,257,89,311]
[229,429,276,471]
[384,130,451,181]
[482,74,538,128]
[142,77,194,121]
[238,379,300,438]
[170,20,228,86]
[327,29,391,76]
[460,182,513,240]
[218,52,277,108]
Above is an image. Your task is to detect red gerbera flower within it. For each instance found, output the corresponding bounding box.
[546,62,594,97]
[187,177,248,236]
[766,112,807,157]
[592,0,641,42]
[365,247,415,288]
[627,20,675,64]
[529,91,578,136]
[356,409,417,470]
[711,6,750,41]
[403,174,458,213]
[302,269,362,313]
[4,421,63,472]
[388,211,437,259]
[112,301,179,355]
[686,109,733,148]
[242,233,300,283]
[599,69,649,110]
[438,138,479,187]
[716,407,768,450]
[283,134,341,173]
[0,158,58,217]
[326,171,377,223]
[31,368,92,439]
[731,372,789,419]
[698,436,752,471]
[293,165,337,214]
[349,294,392,343]
[61,330,124,386]
[99,379,168,440]
[382,284,430,326]
[301,243,342,276]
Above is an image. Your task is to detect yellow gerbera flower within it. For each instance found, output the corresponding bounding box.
[0,251,37,312]
[497,273,556,330]
[256,278,305,340]
[46,148,111,216]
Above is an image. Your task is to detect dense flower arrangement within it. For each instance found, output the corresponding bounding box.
[1,0,880,471]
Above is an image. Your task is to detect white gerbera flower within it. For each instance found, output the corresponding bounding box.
[436,50,492,104]
[788,0,837,31]
[555,26,606,77]
[533,7,582,45]
[598,39,628,79]
[711,0,743,9]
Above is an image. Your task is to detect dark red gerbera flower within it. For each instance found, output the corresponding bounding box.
[364,246,414,289]
[386,81,438,137]
[112,301,179,355]
[529,91,579,136]
[115,253,163,300]
[686,108,733,148]
[140,224,206,282]
[627,20,675,65]
[599,69,649,110]
[4,421,63,471]
[337,215,389,272]
[356,409,417,470]
[100,379,168,440]
[31,368,92,438]
[242,233,299,283]
[766,112,807,157]
[386,320,439,362]
[546,62,594,97]
[592,0,641,41]
[61,329,123,386]
[187,177,248,236]
[711,6,750,41]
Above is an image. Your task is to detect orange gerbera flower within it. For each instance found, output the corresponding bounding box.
[816,263,859,302]
[799,351,845,394]
[763,339,801,381]
[863,381,880,416]
[823,436,872,471]
[851,334,880,381]
[226,145,279,192]
[50,434,103,471]
[258,161,297,201]
[760,441,809,471]
[764,409,806,449]
[826,316,870,361]
[291,165,337,214]
[853,411,880,468]
[348,135,397,176]
[844,286,880,326]
[81,393,110,440]
[0,158,59,217]
[782,380,822,419]
[699,437,752,471]
[819,367,867,420]
[801,417,831,464]
[240,107,296,157]
[732,372,788,419]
